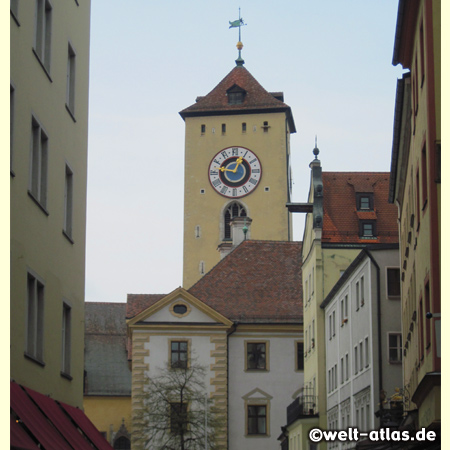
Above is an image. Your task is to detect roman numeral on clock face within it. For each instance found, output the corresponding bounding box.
[212,179,221,187]
[220,186,228,194]
[232,148,239,156]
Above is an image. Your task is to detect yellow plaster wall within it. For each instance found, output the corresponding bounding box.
[10,0,90,408]
[84,396,132,444]
[182,112,292,288]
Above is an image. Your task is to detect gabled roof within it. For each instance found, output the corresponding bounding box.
[179,65,296,132]
[322,172,399,244]
[189,240,303,323]
[126,294,166,319]
[84,303,131,396]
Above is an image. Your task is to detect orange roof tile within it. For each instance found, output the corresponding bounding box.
[322,172,399,244]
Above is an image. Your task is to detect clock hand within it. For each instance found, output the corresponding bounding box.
[232,156,243,173]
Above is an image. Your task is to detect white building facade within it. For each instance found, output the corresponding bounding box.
[322,247,402,449]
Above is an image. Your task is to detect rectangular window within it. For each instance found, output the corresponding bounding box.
[424,281,431,349]
[311,319,315,348]
[345,353,349,380]
[354,346,358,374]
[30,116,48,209]
[332,310,336,336]
[416,169,421,230]
[64,165,74,239]
[247,342,267,370]
[359,342,363,371]
[419,22,425,85]
[201,124,205,134]
[356,281,360,310]
[66,42,76,115]
[388,333,402,363]
[341,295,348,323]
[171,341,188,368]
[61,302,71,375]
[387,268,401,298]
[247,405,266,435]
[34,0,52,72]
[356,193,373,210]
[421,144,428,209]
[329,314,332,340]
[10,84,15,173]
[361,221,376,237]
[365,337,369,367]
[419,298,424,360]
[170,402,188,434]
[26,272,45,362]
[221,123,226,134]
[296,342,304,371]
[341,357,344,384]
[361,276,365,306]
[242,122,246,133]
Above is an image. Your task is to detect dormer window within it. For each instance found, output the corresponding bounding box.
[227,85,246,105]
[360,220,376,238]
[356,193,373,210]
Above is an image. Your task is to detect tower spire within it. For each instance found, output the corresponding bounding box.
[229,8,246,66]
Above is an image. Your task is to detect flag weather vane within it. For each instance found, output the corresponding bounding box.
[229,8,246,66]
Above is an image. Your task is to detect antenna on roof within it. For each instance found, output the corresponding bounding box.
[229,8,246,66]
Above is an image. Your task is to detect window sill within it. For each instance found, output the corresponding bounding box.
[63,230,74,244]
[245,369,268,373]
[24,352,45,367]
[11,9,20,26]
[388,360,402,365]
[60,371,73,381]
[32,48,53,82]
[28,191,49,216]
[65,104,77,122]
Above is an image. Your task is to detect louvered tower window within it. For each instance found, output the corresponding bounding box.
[224,202,246,240]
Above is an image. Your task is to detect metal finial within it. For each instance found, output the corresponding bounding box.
[313,136,320,160]
[243,216,248,240]
[229,8,246,66]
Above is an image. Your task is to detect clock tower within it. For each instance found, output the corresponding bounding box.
[179,57,296,288]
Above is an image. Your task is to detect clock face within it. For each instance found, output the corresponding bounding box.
[208,146,262,198]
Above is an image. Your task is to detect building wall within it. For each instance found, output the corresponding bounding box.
[84,396,132,444]
[183,111,292,288]
[391,0,441,431]
[228,325,303,450]
[10,0,90,408]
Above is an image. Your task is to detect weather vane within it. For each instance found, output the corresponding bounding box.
[229,8,246,66]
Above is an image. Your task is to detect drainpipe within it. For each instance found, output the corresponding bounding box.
[226,324,237,449]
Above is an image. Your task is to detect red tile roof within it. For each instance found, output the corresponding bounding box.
[126,294,166,319]
[189,240,302,323]
[322,172,399,244]
[179,65,296,132]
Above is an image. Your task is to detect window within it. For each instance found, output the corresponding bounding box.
[329,315,332,340]
[263,121,269,132]
[30,116,48,209]
[354,346,358,374]
[247,405,266,435]
[34,0,52,72]
[361,276,365,306]
[416,169,421,230]
[61,302,71,376]
[64,164,73,239]
[26,271,45,363]
[221,123,226,134]
[360,221,376,237]
[356,281,360,310]
[359,342,363,371]
[345,353,349,381]
[341,295,348,323]
[171,341,188,368]
[113,436,131,450]
[201,124,205,134]
[424,281,431,350]
[341,357,344,385]
[356,193,373,210]
[242,122,247,133]
[387,268,401,298]
[296,342,304,371]
[311,319,315,348]
[388,333,402,363]
[224,202,246,240]
[365,337,369,367]
[421,144,428,209]
[332,310,336,336]
[419,299,424,360]
[10,84,15,173]
[247,342,267,370]
[170,402,188,434]
[227,85,246,105]
[419,22,425,85]
[66,43,76,116]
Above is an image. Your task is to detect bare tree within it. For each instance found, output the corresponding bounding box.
[134,361,225,450]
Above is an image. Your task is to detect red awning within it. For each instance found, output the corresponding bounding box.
[10,381,113,450]
[24,386,98,450]
[10,417,40,450]
[60,401,115,450]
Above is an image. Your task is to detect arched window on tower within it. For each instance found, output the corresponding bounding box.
[224,202,247,240]
[113,436,130,449]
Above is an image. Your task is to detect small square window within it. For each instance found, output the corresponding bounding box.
[360,221,376,238]
[356,193,373,210]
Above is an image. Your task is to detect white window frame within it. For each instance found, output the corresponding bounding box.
[61,301,72,376]
[33,0,53,73]
[388,332,402,363]
[63,163,74,240]
[29,115,49,210]
[26,270,45,363]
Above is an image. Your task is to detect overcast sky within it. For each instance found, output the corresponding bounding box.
[85,0,406,303]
